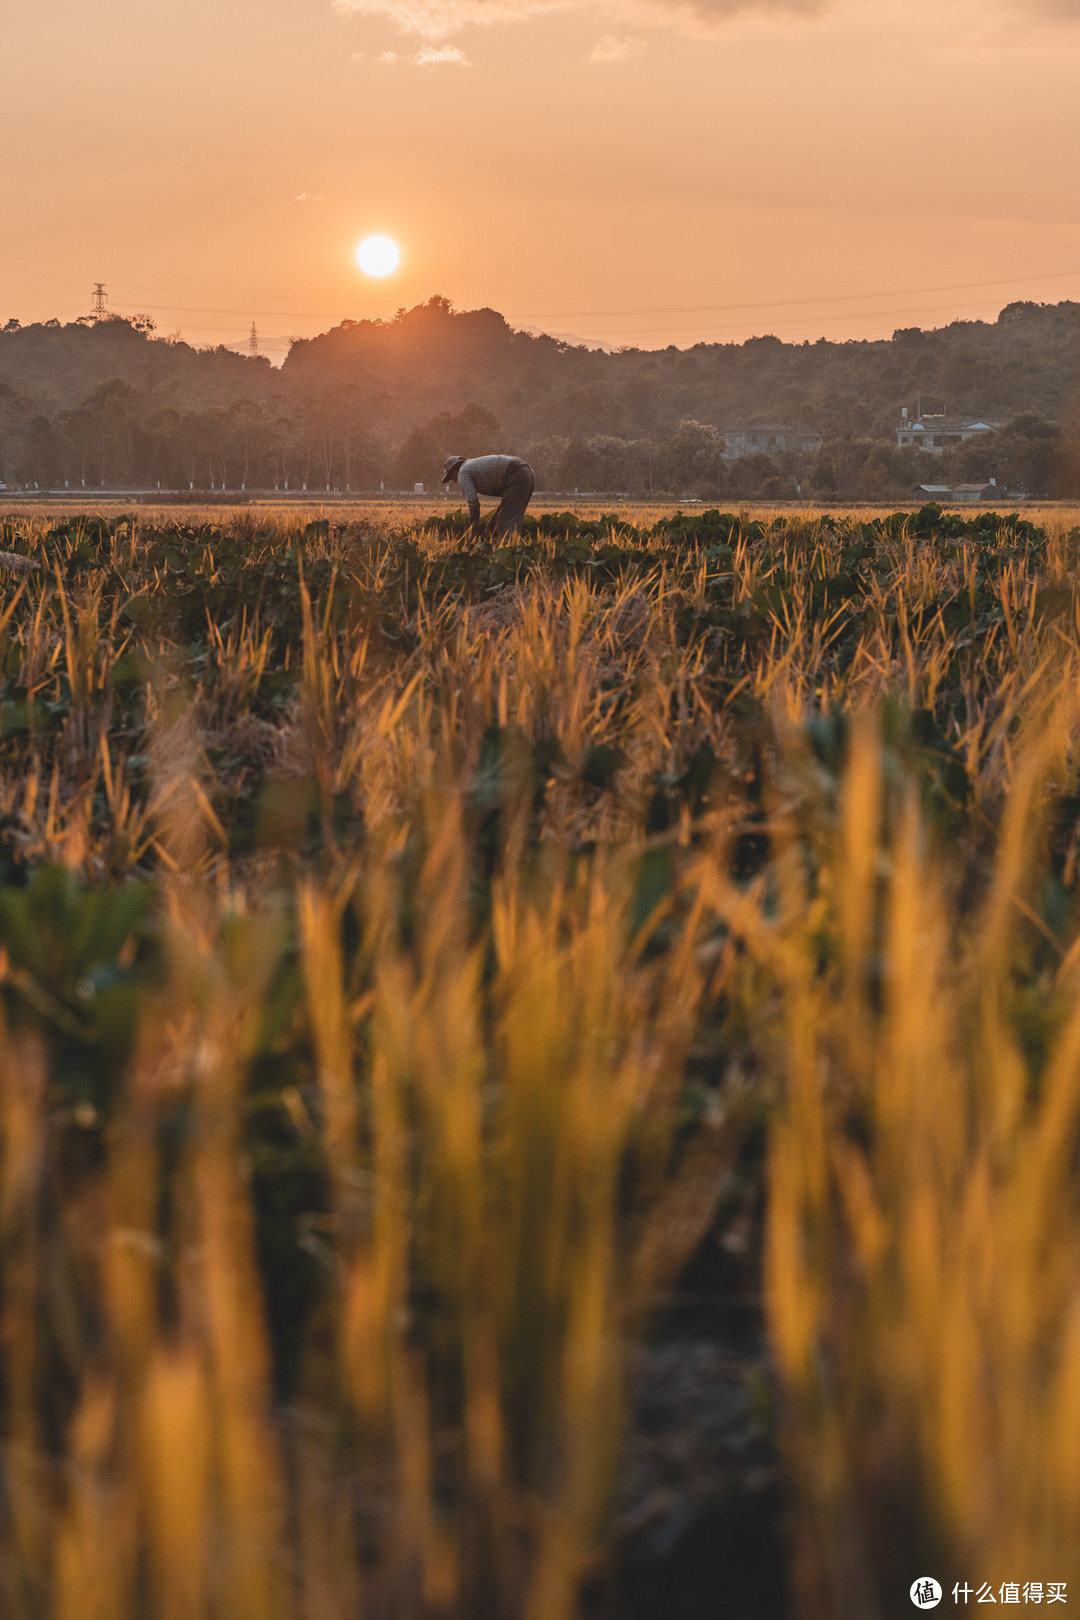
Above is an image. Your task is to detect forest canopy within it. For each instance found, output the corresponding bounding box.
[3,295,1080,498]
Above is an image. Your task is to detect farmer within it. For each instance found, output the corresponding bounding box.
[441,454,535,538]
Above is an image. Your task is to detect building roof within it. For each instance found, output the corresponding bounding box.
[905,417,1000,432]
[722,424,822,435]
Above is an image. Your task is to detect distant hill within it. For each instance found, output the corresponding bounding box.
[0,315,277,414]
[3,296,1080,497]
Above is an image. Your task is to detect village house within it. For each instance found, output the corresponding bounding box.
[897,411,1000,453]
[950,481,1000,502]
[914,480,1000,502]
[720,425,823,460]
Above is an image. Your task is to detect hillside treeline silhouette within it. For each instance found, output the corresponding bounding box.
[3,294,1080,497]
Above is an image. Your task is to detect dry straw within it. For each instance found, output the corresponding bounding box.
[2,507,1080,1616]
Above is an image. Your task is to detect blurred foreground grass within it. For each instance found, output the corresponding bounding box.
[1,502,1080,1617]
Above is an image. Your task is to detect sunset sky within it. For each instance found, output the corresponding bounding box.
[7,0,1080,361]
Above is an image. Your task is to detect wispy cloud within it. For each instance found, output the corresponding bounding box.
[363,41,471,60]
[334,0,823,41]
[335,0,569,40]
[634,0,826,28]
[294,192,324,202]
[414,42,472,60]
[336,0,1080,46]
[589,32,645,58]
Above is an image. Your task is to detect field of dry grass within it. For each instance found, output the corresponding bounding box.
[8,495,1080,533]
[1,500,1079,1619]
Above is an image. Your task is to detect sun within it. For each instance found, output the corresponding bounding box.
[356,235,401,278]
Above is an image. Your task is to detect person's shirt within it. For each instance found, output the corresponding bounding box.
[456,455,520,521]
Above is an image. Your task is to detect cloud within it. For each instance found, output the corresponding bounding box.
[589,32,645,57]
[294,192,324,201]
[414,41,472,59]
[367,42,470,60]
[634,0,826,27]
[333,0,824,40]
[339,0,1080,45]
[334,0,564,36]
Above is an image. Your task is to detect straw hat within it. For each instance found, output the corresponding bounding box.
[442,456,466,483]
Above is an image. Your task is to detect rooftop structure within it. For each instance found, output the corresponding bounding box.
[720,425,823,461]
[951,481,1000,502]
[914,480,1000,502]
[898,411,1000,453]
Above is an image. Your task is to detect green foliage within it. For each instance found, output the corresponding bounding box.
[0,505,1064,886]
[8,296,1080,495]
[0,865,154,1115]
[3,499,1080,1615]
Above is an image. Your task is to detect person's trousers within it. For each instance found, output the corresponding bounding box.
[493,460,535,538]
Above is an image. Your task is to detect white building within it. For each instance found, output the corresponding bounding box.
[897,412,1000,453]
[951,481,999,502]
[914,481,1000,502]
[720,425,823,460]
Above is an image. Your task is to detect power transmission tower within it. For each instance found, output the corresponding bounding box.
[249,321,259,357]
[91,283,108,319]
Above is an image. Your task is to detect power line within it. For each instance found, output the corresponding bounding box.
[17,266,1080,356]
[512,265,1080,323]
[549,294,1063,342]
[106,262,1080,330]
[109,295,357,320]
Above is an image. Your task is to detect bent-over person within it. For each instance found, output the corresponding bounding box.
[442,454,535,538]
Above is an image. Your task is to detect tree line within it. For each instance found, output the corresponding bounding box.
[2,296,1080,497]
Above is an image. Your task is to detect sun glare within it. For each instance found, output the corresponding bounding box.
[356,235,401,277]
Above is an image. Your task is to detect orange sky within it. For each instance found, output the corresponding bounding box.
[7,0,1080,362]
